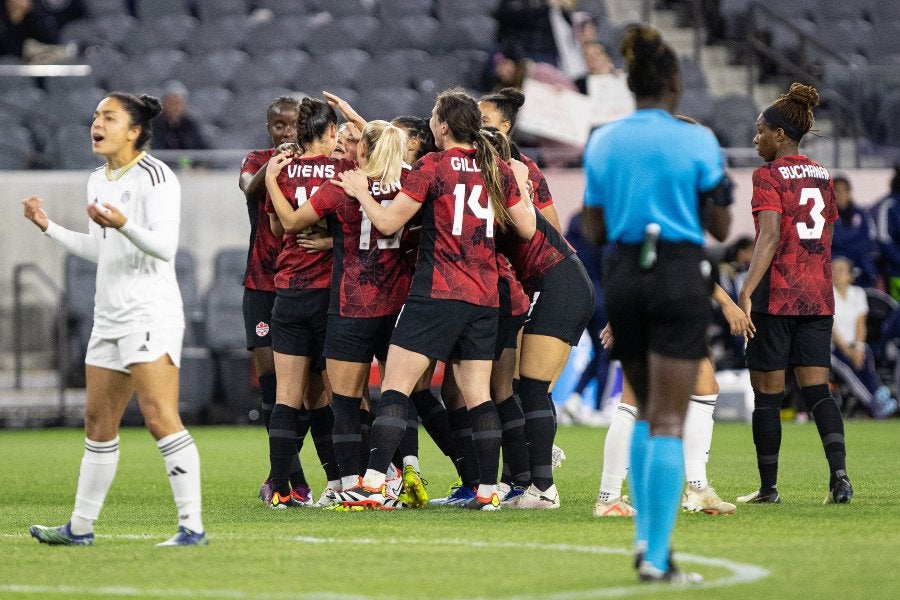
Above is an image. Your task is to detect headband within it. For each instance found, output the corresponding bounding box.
[762,105,804,142]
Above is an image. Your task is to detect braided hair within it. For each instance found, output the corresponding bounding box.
[619,23,680,99]
[296,97,337,150]
[763,82,819,142]
[106,92,162,150]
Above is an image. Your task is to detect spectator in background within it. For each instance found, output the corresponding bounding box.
[1,0,59,57]
[494,0,578,67]
[832,175,878,288]
[151,81,209,152]
[716,235,754,367]
[830,256,897,419]
[481,42,577,93]
[874,166,900,302]
[574,41,621,94]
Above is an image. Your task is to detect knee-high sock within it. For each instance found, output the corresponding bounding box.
[268,404,300,495]
[366,390,408,479]
[70,437,119,535]
[629,420,650,552]
[684,394,717,490]
[411,388,456,459]
[158,430,203,534]
[331,393,362,489]
[393,396,419,471]
[752,391,783,491]
[496,395,530,487]
[448,406,480,487]
[802,385,848,488]
[598,403,636,502]
[289,407,309,488]
[519,376,556,491]
[259,373,276,431]
[468,401,502,488]
[643,436,685,573]
[359,409,374,476]
[308,406,339,484]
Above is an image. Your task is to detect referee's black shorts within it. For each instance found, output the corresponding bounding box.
[603,243,712,362]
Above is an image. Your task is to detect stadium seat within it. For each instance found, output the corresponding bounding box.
[318,0,372,19]
[707,93,759,148]
[183,16,250,54]
[59,19,98,47]
[302,16,379,57]
[83,0,129,16]
[62,253,97,388]
[194,0,249,21]
[135,0,192,19]
[435,0,494,22]
[377,0,432,20]
[433,16,497,53]
[128,14,198,55]
[366,15,439,53]
[93,14,139,48]
[0,87,48,121]
[187,86,234,127]
[254,0,314,16]
[110,49,187,90]
[353,50,424,91]
[676,87,714,125]
[411,53,469,96]
[243,17,310,57]
[357,87,421,121]
[219,87,297,128]
[0,125,33,169]
[294,49,369,91]
[50,86,108,127]
[0,74,36,94]
[57,124,103,170]
[231,50,311,91]
[213,246,249,283]
[85,46,128,89]
[171,50,250,89]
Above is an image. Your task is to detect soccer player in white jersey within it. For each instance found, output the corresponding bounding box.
[23,92,207,547]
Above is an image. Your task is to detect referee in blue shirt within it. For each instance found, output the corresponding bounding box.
[581,23,732,584]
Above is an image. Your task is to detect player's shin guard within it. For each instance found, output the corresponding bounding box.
[496,394,531,486]
[158,430,203,534]
[519,376,555,491]
[468,401,502,487]
[309,406,340,484]
[367,390,409,474]
[71,437,120,535]
[269,404,300,495]
[752,391,784,491]
[684,394,717,489]
[331,393,362,483]
[802,385,848,487]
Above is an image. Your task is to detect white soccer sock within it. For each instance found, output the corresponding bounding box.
[362,469,386,490]
[71,437,120,535]
[598,403,637,503]
[340,475,359,491]
[157,430,203,534]
[476,483,497,498]
[402,455,420,473]
[684,394,717,490]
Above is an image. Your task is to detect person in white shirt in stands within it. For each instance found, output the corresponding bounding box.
[831,256,897,419]
[22,91,207,547]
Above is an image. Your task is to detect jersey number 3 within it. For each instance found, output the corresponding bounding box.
[797,187,826,240]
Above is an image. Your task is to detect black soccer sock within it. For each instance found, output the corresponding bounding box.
[802,385,848,488]
[519,376,556,491]
[448,406,480,488]
[288,407,310,486]
[359,408,374,475]
[393,396,419,467]
[496,394,531,487]
[752,391,784,491]
[411,388,456,458]
[368,390,410,474]
[268,403,300,495]
[258,373,276,431]
[297,407,310,451]
[468,401,502,487]
[308,405,340,482]
[331,393,362,479]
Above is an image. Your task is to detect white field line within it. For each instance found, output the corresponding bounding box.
[1,533,770,599]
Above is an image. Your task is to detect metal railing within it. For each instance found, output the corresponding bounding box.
[12,263,67,422]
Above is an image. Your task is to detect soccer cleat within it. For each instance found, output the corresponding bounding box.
[736,488,781,504]
[340,485,386,510]
[156,526,209,547]
[682,485,736,515]
[313,487,339,507]
[270,490,300,509]
[593,496,636,517]
[462,491,501,510]
[824,474,853,505]
[638,559,702,584]
[551,444,566,468]
[29,522,94,546]
[496,482,511,498]
[429,482,477,506]
[258,479,274,503]
[401,465,429,509]
[291,484,314,506]
[500,485,527,505]
[385,465,404,500]
[506,483,560,509]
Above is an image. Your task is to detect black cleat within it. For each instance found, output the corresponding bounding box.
[736,488,781,503]
[825,474,853,504]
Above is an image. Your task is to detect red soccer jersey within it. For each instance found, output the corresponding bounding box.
[498,209,575,295]
[240,149,280,291]
[308,171,413,317]
[266,155,356,290]
[750,155,837,316]
[498,254,531,316]
[521,153,554,211]
[401,147,522,307]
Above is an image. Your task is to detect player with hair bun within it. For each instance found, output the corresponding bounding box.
[25,92,207,546]
[738,82,853,507]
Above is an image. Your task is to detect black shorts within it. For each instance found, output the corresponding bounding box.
[271,288,328,368]
[603,243,712,362]
[495,313,526,360]
[391,296,498,362]
[242,287,276,349]
[745,313,833,371]
[524,255,595,346]
[324,313,397,363]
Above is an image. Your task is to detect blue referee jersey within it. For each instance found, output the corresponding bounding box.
[582,109,725,245]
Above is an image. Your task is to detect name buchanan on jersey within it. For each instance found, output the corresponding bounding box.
[776,163,830,180]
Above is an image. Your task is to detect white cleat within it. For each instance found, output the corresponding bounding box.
[313,487,339,507]
[593,495,636,517]
[682,485,736,515]
[506,483,560,509]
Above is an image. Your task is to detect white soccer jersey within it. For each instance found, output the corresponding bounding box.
[83,152,184,338]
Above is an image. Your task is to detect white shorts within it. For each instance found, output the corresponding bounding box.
[85,327,184,373]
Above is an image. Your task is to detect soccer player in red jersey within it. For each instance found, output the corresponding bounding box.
[738,83,853,505]
[478,87,562,231]
[331,88,536,510]
[238,96,314,506]
[262,97,356,508]
[267,120,414,508]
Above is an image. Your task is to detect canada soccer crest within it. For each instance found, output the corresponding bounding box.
[255,321,269,337]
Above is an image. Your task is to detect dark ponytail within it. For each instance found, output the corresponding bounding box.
[106,91,161,150]
[620,23,680,99]
[478,87,526,132]
[296,97,337,150]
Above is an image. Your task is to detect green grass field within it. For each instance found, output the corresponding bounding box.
[2,420,898,599]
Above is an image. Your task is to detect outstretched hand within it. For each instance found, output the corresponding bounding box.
[22,195,49,231]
